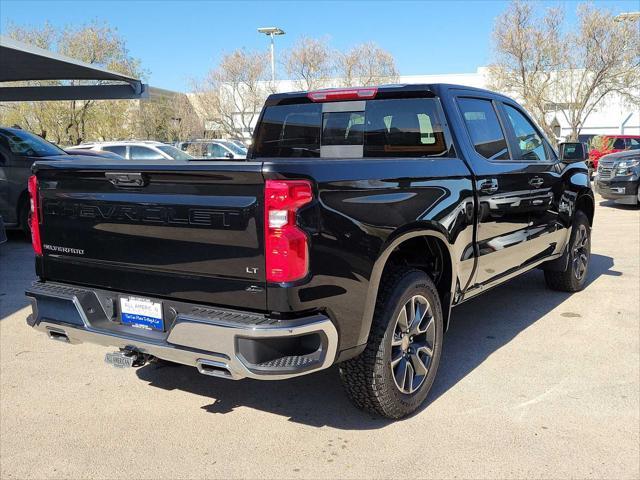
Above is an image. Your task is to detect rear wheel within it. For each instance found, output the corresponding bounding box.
[544,211,591,292]
[339,268,443,419]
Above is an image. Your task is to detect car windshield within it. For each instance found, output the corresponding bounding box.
[157,145,194,160]
[0,128,66,157]
[220,141,247,155]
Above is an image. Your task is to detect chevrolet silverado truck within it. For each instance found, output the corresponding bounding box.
[25,84,594,418]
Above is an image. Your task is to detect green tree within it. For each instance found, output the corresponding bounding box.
[1,21,143,145]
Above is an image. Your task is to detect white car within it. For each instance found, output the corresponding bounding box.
[176,140,247,160]
[67,141,193,161]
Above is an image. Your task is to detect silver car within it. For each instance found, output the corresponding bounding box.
[67,141,193,161]
[176,140,247,160]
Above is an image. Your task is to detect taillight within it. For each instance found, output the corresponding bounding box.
[264,180,313,283]
[307,87,378,102]
[27,175,42,255]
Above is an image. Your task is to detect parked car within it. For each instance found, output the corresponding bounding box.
[595,149,640,205]
[63,148,124,160]
[25,84,594,419]
[67,141,193,161]
[176,139,247,160]
[222,139,249,151]
[0,127,100,235]
[588,135,640,170]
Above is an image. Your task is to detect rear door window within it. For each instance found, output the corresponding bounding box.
[363,99,448,157]
[457,98,509,160]
[129,146,165,161]
[101,145,127,157]
[208,143,228,158]
[612,138,625,149]
[252,98,450,158]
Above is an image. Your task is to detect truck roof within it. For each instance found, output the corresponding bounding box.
[264,83,518,106]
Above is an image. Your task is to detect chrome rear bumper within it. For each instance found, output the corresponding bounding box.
[26,281,338,380]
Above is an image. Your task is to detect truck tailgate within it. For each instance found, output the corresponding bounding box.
[35,160,266,310]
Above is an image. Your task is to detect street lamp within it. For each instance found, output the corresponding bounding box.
[258,27,285,83]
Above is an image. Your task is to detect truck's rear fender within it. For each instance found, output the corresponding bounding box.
[262,158,475,356]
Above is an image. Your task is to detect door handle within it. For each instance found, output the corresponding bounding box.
[479,179,498,194]
[529,177,544,188]
[105,172,146,187]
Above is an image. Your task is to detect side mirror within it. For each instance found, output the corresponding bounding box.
[225,152,234,159]
[559,142,588,162]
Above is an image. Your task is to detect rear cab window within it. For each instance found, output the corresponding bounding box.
[252,96,452,159]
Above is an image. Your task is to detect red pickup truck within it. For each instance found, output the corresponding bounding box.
[589,135,640,170]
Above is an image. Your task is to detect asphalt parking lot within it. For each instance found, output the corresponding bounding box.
[1,195,638,480]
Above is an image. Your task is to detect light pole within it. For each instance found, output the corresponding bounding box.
[258,27,285,83]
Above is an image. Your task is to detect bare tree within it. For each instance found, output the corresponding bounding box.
[193,49,269,139]
[489,1,640,141]
[336,42,399,87]
[135,93,203,142]
[556,4,640,140]
[487,1,563,140]
[283,37,334,90]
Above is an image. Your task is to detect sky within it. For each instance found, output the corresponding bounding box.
[1,0,638,92]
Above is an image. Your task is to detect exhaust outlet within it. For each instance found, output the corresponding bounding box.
[196,359,233,379]
[47,328,70,343]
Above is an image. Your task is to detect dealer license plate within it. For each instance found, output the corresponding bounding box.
[119,296,164,331]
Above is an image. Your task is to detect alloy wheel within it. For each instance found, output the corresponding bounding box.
[572,224,589,281]
[390,295,436,394]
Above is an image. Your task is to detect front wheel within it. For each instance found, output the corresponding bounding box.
[339,268,443,419]
[544,211,591,292]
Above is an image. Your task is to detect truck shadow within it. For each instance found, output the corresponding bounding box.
[598,199,639,210]
[136,253,618,429]
[0,232,36,319]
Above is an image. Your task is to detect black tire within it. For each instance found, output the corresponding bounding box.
[18,198,30,238]
[339,268,443,419]
[544,211,591,292]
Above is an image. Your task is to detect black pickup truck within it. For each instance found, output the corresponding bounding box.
[25,84,594,418]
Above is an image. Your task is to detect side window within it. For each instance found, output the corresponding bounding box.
[364,98,449,157]
[627,138,640,150]
[503,104,548,161]
[129,146,164,161]
[183,143,203,157]
[612,138,625,149]
[209,143,227,158]
[457,98,509,160]
[101,145,127,157]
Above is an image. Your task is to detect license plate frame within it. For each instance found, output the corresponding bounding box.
[119,295,164,331]
[105,351,135,368]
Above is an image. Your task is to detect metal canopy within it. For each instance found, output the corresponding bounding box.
[0,35,148,101]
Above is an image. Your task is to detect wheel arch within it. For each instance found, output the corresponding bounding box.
[357,228,457,348]
[575,190,595,226]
